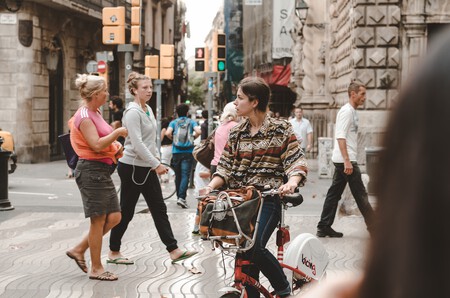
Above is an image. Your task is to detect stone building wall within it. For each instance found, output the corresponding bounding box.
[0,0,186,163]
[0,2,106,162]
[327,0,401,163]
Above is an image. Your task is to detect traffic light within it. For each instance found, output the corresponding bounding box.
[102,7,125,44]
[130,0,141,45]
[212,32,226,72]
[194,47,209,72]
[160,44,174,80]
[145,55,159,79]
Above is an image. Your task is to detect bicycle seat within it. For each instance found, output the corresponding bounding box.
[282,193,303,207]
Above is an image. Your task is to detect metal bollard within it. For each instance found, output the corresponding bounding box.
[365,146,384,195]
[0,137,14,211]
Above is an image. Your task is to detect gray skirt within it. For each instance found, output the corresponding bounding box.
[74,159,120,218]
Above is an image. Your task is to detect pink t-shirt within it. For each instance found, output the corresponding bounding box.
[74,107,114,164]
[211,120,238,166]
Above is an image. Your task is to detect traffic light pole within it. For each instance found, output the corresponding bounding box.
[204,72,218,135]
[154,79,164,153]
[118,44,139,105]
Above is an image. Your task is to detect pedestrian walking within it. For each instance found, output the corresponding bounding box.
[316,80,374,238]
[108,72,197,265]
[109,95,125,145]
[66,74,128,281]
[201,77,308,298]
[210,101,239,175]
[289,106,313,152]
[165,103,201,209]
[160,117,173,165]
[109,95,124,129]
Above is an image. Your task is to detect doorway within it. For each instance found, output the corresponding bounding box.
[49,38,64,160]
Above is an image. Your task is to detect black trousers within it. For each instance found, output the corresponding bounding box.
[318,162,374,229]
[109,162,178,252]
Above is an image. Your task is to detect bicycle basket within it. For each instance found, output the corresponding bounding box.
[199,186,261,244]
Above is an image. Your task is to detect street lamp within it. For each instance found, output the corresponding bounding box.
[0,0,23,12]
[295,0,309,24]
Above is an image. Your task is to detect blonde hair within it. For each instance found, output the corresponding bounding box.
[127,71,151,96]
[220,102,238,123]
[75,74,106,102]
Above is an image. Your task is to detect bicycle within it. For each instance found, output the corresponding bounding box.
[204,187,329,298]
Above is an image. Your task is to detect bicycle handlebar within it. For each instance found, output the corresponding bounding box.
[261,188,304,207]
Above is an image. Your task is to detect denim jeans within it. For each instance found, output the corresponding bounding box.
[242,198,290,297]
[170,152,194,200]
[318,162,374,229]
[109,162,178,252]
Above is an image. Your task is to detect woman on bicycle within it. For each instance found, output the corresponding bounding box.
[202,77,308,297]
[108,72,197,265]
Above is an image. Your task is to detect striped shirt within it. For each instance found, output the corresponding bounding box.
[214,115,308,190]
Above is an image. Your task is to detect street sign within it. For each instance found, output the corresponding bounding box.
[208,78,213,91]
[97,60,106,73]
[86,60,98,73]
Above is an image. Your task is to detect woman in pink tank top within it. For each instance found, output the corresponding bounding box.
[65,74,128,281]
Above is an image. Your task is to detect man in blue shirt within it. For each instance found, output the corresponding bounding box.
[165,103,201,208]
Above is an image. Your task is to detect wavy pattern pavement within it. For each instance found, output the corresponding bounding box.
[0,212,368,297]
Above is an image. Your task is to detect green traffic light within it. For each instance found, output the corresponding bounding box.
[217,60,226,71]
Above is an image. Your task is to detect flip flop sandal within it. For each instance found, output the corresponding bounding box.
[106,257,134,265]
[89,271,118,281]
[171,251,198,264]
[66,251,88,273]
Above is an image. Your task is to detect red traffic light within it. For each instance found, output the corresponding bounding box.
[195,47,205,59]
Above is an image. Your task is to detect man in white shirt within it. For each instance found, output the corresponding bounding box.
[317,81,374,237]
[289,107,313,152]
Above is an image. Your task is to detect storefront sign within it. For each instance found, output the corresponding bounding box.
[273,0,294,59]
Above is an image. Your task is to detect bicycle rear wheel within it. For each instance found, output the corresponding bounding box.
[159,162,176,200]
[284,232,328,293]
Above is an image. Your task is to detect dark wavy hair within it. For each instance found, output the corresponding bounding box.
[357,28,450,298]
[238,76,271,112]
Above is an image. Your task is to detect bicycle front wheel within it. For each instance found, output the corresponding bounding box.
[159,162,176,200]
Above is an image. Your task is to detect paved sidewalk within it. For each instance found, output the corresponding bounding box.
[0,159,370,297]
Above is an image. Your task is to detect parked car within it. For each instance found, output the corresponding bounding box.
[0,129,17,174]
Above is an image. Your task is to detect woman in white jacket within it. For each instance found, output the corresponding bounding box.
[108,72,197,265]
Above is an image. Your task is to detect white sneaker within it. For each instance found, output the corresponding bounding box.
[177,198,188,209]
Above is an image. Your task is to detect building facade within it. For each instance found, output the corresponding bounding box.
[240,0,450,162]
[0,0,187,163]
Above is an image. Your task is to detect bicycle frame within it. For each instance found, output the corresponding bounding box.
[212,189,322,298]
[224,206,312,297]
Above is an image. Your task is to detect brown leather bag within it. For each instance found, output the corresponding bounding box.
[199,186,261,244]
[192,130,215,168]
